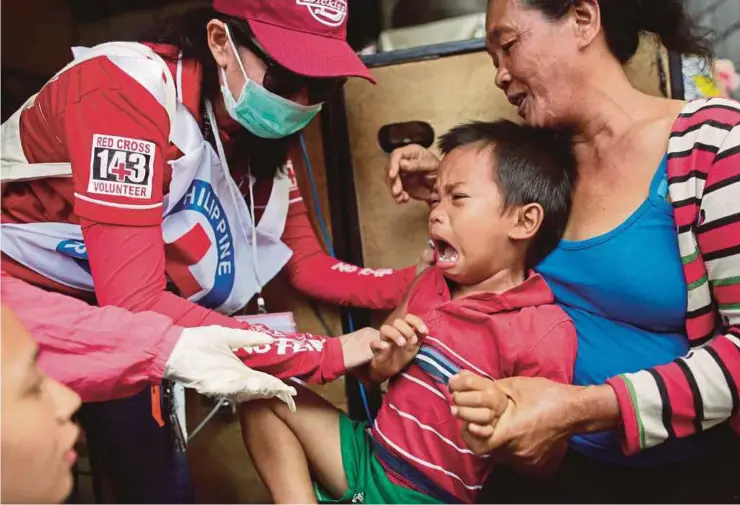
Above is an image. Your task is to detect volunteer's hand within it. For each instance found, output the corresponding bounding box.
[416,240,436,275]
[338,327,381,370]
[386,144,440,204]
[164,326,297,412]
[370,314,428,382]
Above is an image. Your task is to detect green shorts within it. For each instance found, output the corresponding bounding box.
[313,413,443,504]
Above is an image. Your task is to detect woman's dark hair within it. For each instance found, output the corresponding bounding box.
[140,7,294,182]
[522,0,713,64]
[438,120,577,268]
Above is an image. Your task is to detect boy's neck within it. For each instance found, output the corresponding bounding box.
[449,264,528,300]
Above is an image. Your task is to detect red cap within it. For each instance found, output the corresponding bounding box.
[213,0,375,83]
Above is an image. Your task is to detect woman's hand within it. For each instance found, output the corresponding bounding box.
[449,372,621,476]
[386,144,440,204]
[450,373,574,475]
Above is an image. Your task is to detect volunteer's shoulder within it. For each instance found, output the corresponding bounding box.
[40,51,169,131]
[47,50,174,225]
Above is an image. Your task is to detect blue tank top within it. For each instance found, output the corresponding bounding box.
[537,156,709,466]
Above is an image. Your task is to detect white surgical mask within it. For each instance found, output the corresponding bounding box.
[219,25,321,139]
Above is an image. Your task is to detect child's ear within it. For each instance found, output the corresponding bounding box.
[508,203,544,241]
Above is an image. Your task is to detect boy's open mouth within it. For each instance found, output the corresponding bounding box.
[433,238,459,267]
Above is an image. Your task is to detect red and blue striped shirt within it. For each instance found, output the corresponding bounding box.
[371,268,577,503]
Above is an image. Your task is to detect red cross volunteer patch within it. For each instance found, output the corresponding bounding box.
[88,134,155,199]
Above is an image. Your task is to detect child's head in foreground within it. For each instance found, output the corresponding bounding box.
[429,120,576,289]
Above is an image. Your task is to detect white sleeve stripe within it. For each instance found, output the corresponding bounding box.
[716,125,740,156]
[625,369,669,448]
[669,178,707,203]
[698,183,740,228]
[74,192,163,210]
[727,333,740,349]
[681,349,734,429]
[705,255,740,279]
[687,283,713,313]
[669,124,729,153]
[680,98,740,116]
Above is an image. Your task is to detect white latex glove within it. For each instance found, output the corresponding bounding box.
[163,326,297,412]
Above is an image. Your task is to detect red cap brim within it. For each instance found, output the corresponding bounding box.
[248,20,376,84]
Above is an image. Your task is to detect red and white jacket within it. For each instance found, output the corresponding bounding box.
[1,42,414,333]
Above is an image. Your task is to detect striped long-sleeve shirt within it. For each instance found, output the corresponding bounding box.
[606,98,740,454]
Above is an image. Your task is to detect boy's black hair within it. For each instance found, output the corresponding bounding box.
[438,120,576,268]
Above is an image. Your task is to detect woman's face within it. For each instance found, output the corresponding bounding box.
[224,40,267,98]
[210,21,310,107]
[1,307,81,504]
[486,0,580,128]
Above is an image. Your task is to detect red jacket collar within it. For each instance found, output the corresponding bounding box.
[429,267,555,314]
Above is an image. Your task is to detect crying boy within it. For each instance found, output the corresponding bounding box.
[239,120,579,504]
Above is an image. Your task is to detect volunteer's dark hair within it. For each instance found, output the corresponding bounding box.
[438,120,576,268]
[140,7,293,181]
[518,0,712,63]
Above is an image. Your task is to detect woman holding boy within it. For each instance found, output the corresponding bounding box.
[388,0,740,501]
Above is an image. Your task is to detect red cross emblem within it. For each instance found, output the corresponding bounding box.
[109,161,133,182]
[164,223,211,298]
